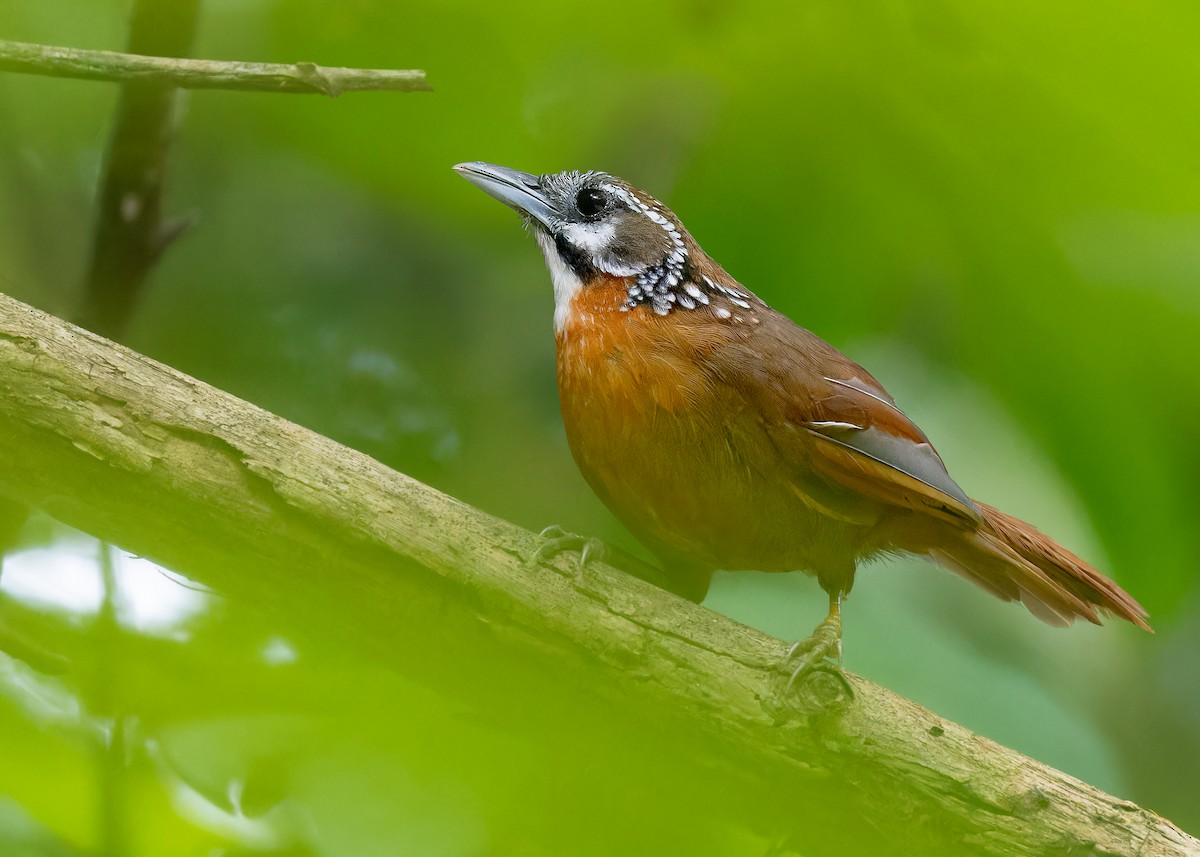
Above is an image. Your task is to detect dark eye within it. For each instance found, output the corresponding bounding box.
[575,187,607,217]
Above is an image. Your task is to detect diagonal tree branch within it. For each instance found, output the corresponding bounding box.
[0,38,431,95]
[0,290,1194,856]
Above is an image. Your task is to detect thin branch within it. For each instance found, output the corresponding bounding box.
[0,291,1193,856]
[94,542,129,857]
[0,38,431,95]
[78,0,202,338]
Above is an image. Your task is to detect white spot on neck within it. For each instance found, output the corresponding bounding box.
[536,231,582,333]
[561,220,615,255]
[560,220,644,277]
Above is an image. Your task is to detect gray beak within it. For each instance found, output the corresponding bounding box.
[454,162,557,229]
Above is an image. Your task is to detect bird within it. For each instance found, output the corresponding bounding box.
[454,161,1150,682]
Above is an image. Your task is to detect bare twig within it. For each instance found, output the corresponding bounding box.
[0,38,431,95]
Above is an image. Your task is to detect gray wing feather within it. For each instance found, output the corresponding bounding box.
[809,423,983,525]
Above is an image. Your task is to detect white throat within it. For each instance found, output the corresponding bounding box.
[536,231,582,333]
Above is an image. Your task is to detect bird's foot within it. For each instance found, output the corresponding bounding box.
[530,525,607,577]
[784,618,842,687]
[783,604,853,707]
[530,526,694,598]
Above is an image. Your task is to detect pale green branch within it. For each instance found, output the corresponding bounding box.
[0,38,431,95]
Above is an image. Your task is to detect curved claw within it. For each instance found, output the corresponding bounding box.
[784,625,843,693]
[783,595,852,702]
[530,525,607,575]
[790,663,854,709]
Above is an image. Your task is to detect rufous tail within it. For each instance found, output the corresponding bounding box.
[928,502,1151,631]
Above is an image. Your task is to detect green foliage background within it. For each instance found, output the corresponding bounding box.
[0,0,1198,854]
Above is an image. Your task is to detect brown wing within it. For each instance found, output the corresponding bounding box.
[681,287,1148,630]
[700,307,981,528]
[802,376,982,526]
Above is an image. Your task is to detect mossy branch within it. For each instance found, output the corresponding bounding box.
[0,291,1193,856]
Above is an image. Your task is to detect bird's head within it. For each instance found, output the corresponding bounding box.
[455,162,753,330]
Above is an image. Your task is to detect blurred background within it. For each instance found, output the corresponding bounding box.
[1,0,1198,854]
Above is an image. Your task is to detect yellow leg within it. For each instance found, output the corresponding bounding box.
[785,593,845,692]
